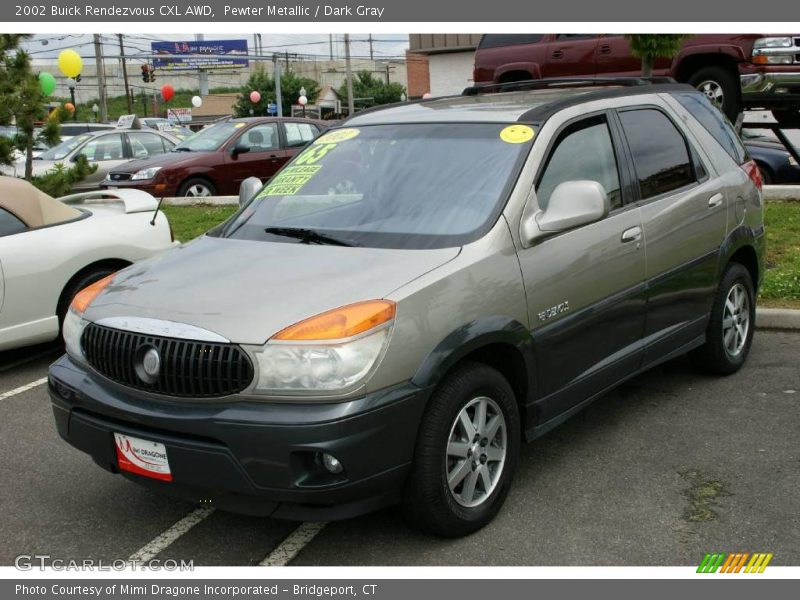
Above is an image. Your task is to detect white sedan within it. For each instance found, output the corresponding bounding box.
[0,176,176,351]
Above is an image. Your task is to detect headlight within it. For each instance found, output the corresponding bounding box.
[131,166,162,180]
[251,300,395,395]
[62,308,89,362]
[62,274,116,362]
[753,37,793,49]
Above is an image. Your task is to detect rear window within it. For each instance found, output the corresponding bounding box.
[674,92,747,164]
[479,35,545,49]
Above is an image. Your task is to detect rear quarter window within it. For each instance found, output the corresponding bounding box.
[479,34,545,49]
[674,92,747,164]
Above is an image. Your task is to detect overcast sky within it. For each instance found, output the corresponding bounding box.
[21,33,410,63]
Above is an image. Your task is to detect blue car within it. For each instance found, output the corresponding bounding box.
[742,129,800,185]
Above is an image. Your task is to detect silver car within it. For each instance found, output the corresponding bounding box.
[1,128,179,191]
[50,79,765,536]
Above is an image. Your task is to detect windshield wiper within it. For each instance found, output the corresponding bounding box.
[173,147,192,152]
[264,226,359,247]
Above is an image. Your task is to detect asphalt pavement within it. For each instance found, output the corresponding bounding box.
[1,331,797,567]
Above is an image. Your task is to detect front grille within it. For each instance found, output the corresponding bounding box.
[109,173,132,181]
[82,324,254,398]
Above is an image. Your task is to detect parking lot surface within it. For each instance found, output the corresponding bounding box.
[1,331,798,567]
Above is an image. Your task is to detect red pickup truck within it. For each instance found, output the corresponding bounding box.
[473,34,800,127]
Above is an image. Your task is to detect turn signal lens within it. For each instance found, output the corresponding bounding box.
[274,300,396,341]
[69,274,115,314]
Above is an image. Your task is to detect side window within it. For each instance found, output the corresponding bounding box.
[237,124,279,152]
[0,207,27,236]
[674,92,747,164]
[77,134,124,161]
[619,109,695,200]
[283,122,318,148]
[478,34,545,49]
[536,115,622,211]
[555,34,596,40]
[128,132,169,159]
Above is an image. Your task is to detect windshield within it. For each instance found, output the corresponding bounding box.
[37,134,93,161]
[219,123,535,249]
[173,121,241,152]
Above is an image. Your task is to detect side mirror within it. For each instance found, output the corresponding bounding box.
[230,144,250,157]
[520,180,609,243]
[238,176,262,206]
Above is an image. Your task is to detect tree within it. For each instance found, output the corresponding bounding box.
[337,71,406,108]
[233,68,320,117]
[0,35,60,180]
[624,35,690,77]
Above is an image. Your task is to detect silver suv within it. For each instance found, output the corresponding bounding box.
[50,79,765,537]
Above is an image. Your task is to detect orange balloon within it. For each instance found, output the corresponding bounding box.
[65,102,75,112]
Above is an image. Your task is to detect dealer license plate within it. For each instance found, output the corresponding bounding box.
[114,433,172,481]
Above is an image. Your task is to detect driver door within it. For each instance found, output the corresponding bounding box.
[516,112,646,424]
[225,122,289,193]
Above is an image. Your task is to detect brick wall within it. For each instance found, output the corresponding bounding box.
[405,52,430,99]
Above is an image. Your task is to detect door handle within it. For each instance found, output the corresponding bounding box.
[551,49,564,59]
[621,226,642,243]
[599,44,612,54]
[708,193,724,209]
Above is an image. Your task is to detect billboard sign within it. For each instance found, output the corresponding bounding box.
[151,39,249,71]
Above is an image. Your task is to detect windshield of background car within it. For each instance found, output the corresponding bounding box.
[37,134,92,161]
[172,122,241,151]
[219,123,536,249]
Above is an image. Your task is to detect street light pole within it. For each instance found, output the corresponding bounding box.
[93,34,108,122]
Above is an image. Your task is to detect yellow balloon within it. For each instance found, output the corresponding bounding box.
[58,49,83,79]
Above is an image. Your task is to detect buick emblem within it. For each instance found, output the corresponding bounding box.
[135,345,161,384]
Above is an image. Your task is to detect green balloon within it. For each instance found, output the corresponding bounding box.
[39,72,56,96]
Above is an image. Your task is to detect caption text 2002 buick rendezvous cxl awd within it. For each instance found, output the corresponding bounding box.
[49,79,765,537]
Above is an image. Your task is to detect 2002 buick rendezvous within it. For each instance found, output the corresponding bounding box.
[49,79,765,537]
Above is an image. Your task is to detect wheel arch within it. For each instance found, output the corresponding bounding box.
[411,316,536,431]
[56,258,133,319]
[719,225,762,291]
[674,52,740,85]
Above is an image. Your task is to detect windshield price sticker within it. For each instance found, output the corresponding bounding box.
[500,124,535,144]
[313,127,360,145]
[259,164,322,196]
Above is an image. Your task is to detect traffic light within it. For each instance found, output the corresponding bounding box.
[140,65,156,83]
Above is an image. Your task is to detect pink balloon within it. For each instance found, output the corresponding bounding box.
[250,91,261,104]
[422,92,432,99]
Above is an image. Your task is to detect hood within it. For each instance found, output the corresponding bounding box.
[110,151,205,174]
[84,235,460,345]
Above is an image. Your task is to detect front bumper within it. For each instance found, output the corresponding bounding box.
[100,179,177,197]
[740,70,800,106]
[48,354,430,520]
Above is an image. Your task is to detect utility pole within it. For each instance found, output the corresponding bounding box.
[368,34,374,60]
[195,34,209,96]
[273,54,283,117]
[344,34,354,116]
[118,34,132,113]
[385,63,391,85]
[93,34,108,122]
[329,34,334,60]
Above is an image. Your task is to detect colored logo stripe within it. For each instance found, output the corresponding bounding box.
[697,552,773,573]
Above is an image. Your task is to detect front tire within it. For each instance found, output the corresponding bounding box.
[688,66,741,122]
[403,362,520,537]
[691,262,755,375]
[178,177,217,198]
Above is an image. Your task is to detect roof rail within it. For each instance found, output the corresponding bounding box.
[462,76,677,96]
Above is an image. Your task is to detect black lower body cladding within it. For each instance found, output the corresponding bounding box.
[48,354,430,520]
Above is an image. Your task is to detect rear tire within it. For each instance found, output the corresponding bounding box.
[688,66,741,122]
[57,267,117,327]
[402,361,520,537]
[178,177,216,198]
[691,263,755,375]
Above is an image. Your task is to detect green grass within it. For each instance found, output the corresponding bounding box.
[762,201,800,306]
[161,204,237,242]
[161,201,800,306]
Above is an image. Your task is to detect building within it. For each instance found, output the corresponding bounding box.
[407,34,482,98]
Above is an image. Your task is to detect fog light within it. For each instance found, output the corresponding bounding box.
[321,453,343,474]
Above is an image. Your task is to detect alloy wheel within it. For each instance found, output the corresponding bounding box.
[696,79,725,109]
[722,282,750,357]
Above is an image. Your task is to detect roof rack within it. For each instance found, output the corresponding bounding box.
[461,76,677,96]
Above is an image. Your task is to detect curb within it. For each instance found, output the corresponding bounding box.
[764,186,800,202]
[163,196,238,206]
[756,307,800,330]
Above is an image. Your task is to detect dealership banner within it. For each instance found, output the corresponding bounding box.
[4,579,799,600]
[5,0,799,22]
[151,39,249,71]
